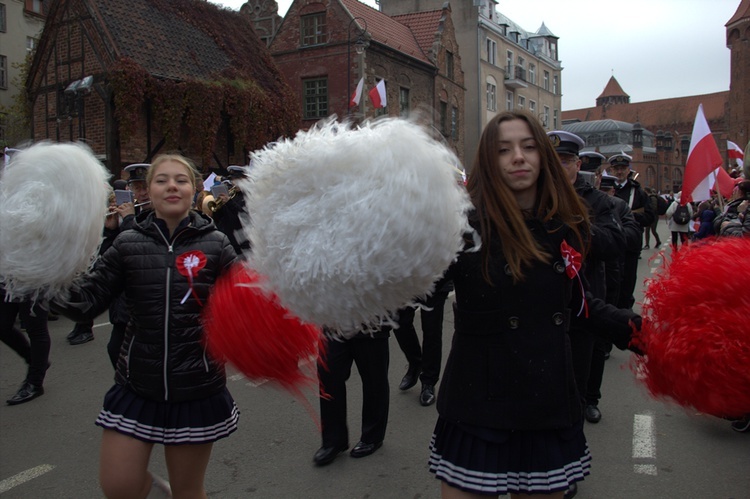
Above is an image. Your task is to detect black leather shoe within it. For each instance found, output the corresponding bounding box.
[564,482,578,499]
[399,365,420,391]
[7,381,44,405]
[68,331,94,345]
[350,440,382,458]
[584,404,602,423]
[313,444,348,466]
[419,384,435,406]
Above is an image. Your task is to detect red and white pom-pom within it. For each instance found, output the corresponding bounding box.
[633,237,750,419]
[203,263,324,396]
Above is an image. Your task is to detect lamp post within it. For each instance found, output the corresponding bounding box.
[346,17,368,117]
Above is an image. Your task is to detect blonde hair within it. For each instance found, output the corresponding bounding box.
[146,154,198,188]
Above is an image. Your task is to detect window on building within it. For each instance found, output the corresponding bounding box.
[303,78,327,119]
[27,37,37,52]
[506,50,513,73]
[486,39,497,66]
[0,56,7,89]
[528,64,535,85]
[399,87,410,118]
[543,71,549,91]
[543,106,549,128]
[0,4,6,33]
[440,101,448,134]
[486,83,497,112]
[553,75,559,95]
[446,51,454,80]
[451,106,459,141]
[517,96,525,109]
[529,100,536,115]
[506,91,513,111]
[603,132,617,145]
[300,13,326,46]
[553,109,558,129]
[24,0,44,15]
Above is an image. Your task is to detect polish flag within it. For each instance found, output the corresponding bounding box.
[728,140,744,168]
[350,77,364,108]
[681,104,723,204]
[369,79,387,109]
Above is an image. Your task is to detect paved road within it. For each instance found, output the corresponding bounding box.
[1,222,749,498]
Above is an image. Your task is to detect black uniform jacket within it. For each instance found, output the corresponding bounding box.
[57,210,237,402]
[436,214,637,431]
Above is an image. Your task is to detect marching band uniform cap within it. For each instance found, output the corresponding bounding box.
[226,165,248,179]
[579,151,606,172]
[124,163,150,184]
[547,130,585,156]
[608,153,633,168]
[599,174,618,190]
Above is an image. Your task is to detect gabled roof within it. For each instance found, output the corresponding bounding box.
[392,9,444,58]
[340,0,432,65]
[533,22,557,38]
[597,76,629,100]
[32,0,287,89]
[726,0,750,27]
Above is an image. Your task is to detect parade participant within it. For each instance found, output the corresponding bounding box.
[211,165,250,255]
[665,191,694,249]
[394,277,452,407]
[586,173,642,426]
[53,154,238,498]
[643,188,664,249]
[608,153,654,309]
[0,288,51,405]
[313,324,391,466]
[428,111,640,498]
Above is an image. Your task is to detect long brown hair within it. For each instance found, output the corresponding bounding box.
[466,110,589,283]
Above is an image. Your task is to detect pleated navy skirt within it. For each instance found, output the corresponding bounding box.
[428,417,590,495]
[95,384,239,445]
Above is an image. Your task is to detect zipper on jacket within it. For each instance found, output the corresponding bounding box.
[155,226,190,402]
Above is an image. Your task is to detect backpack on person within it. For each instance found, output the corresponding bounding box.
[672,204,691,224]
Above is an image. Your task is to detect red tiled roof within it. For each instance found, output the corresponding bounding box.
[339,0,432,65]
[392,10,444,57]
[562,91,729,132]
[596,76,629,100]
[726,0,750,26]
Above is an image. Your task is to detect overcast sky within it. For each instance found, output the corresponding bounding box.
[211,0,739,111]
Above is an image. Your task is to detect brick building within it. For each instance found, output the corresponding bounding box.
[269,0,466,164]
[26,0,299,179]
[561,0,750,192]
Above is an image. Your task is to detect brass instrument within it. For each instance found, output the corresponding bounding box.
[207,185,238,214]
[106,200,150,216]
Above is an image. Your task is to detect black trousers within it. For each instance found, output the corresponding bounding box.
[317,335,389,448]
[0,294,51,387]
[617,251,640,310]
[393,290,449,386]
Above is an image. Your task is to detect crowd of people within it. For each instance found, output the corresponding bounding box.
[1,112,747,498]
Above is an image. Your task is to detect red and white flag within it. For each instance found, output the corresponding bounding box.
[681,104,724,204]
[350,77,364,108]
[369,79,387,109]
[728,140,744,168]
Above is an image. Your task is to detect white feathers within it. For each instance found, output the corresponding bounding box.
[241,118,472,336]
[0,142,110,301]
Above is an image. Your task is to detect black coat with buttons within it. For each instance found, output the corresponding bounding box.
[436,214,637,430]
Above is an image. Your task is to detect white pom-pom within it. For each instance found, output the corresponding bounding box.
[0,142,110,301]
[241,118,472,336]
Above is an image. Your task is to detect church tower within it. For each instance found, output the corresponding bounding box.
[726,0,750,147]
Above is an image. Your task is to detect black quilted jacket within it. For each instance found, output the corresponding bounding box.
[60,210,237,402]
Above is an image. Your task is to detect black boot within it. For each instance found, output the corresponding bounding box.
[399,364,420,391]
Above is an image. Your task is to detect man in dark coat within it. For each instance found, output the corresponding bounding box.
[608,153,655,310]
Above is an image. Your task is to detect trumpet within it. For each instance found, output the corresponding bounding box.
[207,185,238,214]
[106,200,151,216]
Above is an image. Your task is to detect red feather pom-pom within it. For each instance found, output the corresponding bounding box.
[203,264,325,397]
[633,237,750,419]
